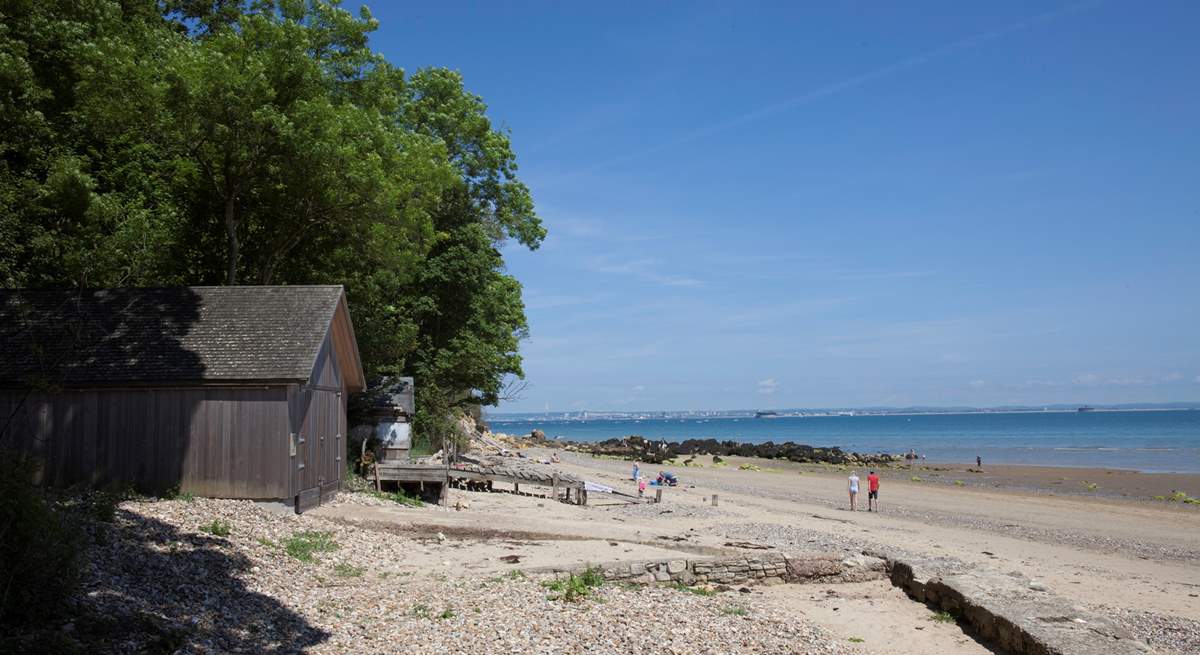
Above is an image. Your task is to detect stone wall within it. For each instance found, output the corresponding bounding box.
[540,552,885,588]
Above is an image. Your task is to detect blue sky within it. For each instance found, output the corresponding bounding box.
[359,1,1200,411]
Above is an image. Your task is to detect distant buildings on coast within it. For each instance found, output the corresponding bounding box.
[489,403,1197,423]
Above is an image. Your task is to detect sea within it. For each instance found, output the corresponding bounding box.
[488,410,1200,474]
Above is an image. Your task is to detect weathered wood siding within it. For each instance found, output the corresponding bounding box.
[0,386,290,499]
[290,330,346,511]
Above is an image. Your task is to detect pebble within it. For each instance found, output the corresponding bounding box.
[58,495,860,654]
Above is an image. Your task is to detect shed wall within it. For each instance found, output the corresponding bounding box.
[0,386,291,499]
[289,330,347,511]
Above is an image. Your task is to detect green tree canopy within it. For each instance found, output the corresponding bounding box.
[0,0,543,440]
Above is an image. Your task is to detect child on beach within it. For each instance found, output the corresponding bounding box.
[632,462,640,481]
[848,471,860,511]
[637,476,647,498]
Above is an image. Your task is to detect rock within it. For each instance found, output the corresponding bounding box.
[666,560,687,574]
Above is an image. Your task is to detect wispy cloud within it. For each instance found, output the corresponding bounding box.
[1072,372,1185,387]
[757,378,779,395]
[968,379,986,388]
[576,2,1101,174]
[523,292,606,311]
[585,256,705,288]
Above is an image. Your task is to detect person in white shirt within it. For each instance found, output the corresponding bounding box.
[847,472,860,511]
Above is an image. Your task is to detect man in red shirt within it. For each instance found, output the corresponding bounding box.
[866,470,880,512]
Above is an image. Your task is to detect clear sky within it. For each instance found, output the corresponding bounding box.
[358,1,1200,411]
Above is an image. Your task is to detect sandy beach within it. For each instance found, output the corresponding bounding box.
[314,447,1200,653]
[28,444,1197,654]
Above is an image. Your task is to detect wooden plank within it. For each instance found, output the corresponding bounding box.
[296,487,320,514]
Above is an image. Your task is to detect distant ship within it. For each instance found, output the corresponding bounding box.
[1077,406,1094,412]
[755,411,779,419]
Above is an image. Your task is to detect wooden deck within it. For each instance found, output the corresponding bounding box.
[373,460,591,505]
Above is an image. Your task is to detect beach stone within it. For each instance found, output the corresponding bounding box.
[667,560,687,574]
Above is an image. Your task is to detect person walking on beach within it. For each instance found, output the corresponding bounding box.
[867,470,880,512]
[637,475,647,498]
[976,455,982,469]
[848,471,860,511]
[632,462,640,481]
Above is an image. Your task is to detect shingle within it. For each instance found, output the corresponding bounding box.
[0,286,345,385]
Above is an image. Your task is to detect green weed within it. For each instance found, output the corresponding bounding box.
[671,582,715,596]
[200,519,231,536]
[438,609,455,620]
[368,489,422,507]
[541,566,605,602]
[721,605,748,616]
[849,637,865,643]
[910,475,923,482]
[1080,481,1099,491]
[411,604,431,618]
[164,486,195,502]
[931,610,956,623]
[953,479,965,486]
[284,531,339,562]
[334,562,364,578]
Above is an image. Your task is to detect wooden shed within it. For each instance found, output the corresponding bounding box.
[0,285,365,512]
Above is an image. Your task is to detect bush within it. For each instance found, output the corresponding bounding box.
[0,455,84,627]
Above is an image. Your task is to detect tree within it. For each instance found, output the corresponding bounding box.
[0,0,543,447]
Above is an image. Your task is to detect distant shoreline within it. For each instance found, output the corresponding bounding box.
[489,406,1198,421]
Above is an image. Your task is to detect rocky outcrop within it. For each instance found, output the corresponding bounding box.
[563,435,899,466]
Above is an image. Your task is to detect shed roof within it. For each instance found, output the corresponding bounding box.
[0,286,365,390]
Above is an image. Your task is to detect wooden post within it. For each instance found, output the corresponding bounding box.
[564,487,571,503]
[438,478,449,506]
[551,473,559,501]
[373,463,381,492]
[711,494,719,507]
[514,482,519,495]
[655,488,663,504]
[580,488,588,506]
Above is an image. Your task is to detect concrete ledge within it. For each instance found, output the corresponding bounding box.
[882,553,1154,655]
[529,551,886,587]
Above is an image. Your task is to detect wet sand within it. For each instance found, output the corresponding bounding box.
[744,458,1200,502]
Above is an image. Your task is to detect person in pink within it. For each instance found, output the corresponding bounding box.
[637,476,647,498]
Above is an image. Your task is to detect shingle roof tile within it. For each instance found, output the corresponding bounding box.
[0,286,346,385]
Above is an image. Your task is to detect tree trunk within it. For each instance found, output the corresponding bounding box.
[224,194,239,285]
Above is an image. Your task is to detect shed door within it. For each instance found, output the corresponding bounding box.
[295,387,343,513]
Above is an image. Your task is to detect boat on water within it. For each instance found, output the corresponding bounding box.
[754,411,779,419]
[1077,406,1095,412]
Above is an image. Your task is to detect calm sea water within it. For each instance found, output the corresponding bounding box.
[489,410,1200,473]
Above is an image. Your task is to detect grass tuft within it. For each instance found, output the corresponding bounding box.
[334,562,364,578]
[671,582,715,596]
[541,566,605,602]
[284,531,339,563]
[721,605,748,616]
[164,486,196,502]
[368,489,423,507]
[930,610,956,623]
[200,519,231,537]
